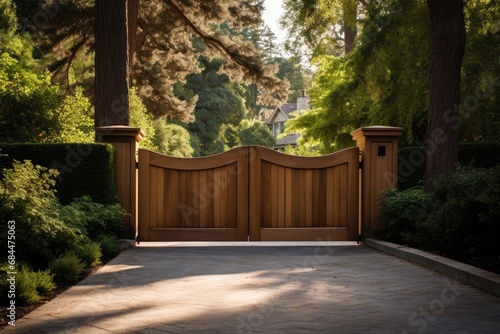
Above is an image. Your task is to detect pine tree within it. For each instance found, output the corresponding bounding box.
[14,0,289,124]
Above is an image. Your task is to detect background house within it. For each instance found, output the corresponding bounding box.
[261,90,310,150]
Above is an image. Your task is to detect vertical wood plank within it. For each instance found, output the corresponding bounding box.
[333,166,341,227]
[340,163,348,228]
[305,169,313,227]
[206,169,215,228]
[326,167,334,227]
[249,147,261,240]
[185,171,194,227]
[214,168,221,228]
[220,166,228,228]
[285,168,293,227]
[190,170,199,228]
[157,168,164,228]
[311,169,321,227]
[227,164,237,228]
[199,170,207,228]
[137,149,150,241]
[149,166,158,229]
[261,161,271,228]
[171,170,181,227]
[270,164,279,228]
[292,169,300,227]
[277,166,286,228]
[164,169,172,228]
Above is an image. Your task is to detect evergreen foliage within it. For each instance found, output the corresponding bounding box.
[13,0,289,121]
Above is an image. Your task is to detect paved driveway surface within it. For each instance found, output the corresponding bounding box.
[3,242,500,333]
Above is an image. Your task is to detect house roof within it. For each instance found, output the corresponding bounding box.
[264,103,298,125]
[275,134,299,148]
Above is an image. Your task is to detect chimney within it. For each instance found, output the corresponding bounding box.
[297,90,310,112]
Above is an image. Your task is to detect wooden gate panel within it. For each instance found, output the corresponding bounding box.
[138,148,248,241]
[249,146,359,241]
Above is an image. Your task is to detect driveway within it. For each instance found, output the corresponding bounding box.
[3,242,500,333]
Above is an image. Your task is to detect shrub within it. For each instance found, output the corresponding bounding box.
[97,234,121,257]
[61,196,126,239]
[0,160,88,267]
[49,252,86,282]
[33,269,56,294]
[424,166,500,257]
[382,186,430,245]
[76,242,102,267]
[383,165,500,259]
[0,264,55,306]
[0,143,117,205]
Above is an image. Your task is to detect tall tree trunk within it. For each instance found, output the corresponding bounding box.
[425,0,466,189]
[342,0,357,55]
[95,0,130,127]
[344,23,357,55]
[128,0,140,70]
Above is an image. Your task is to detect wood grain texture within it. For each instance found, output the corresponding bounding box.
[139,146,359,242]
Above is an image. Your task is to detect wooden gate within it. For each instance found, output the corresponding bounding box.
[249,146,359,241]
[138,146,359,242]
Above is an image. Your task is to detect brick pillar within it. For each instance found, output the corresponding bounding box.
[351,126,403,239]
[95,126,145,239]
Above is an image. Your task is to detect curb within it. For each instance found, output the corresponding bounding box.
[365,238,500,297]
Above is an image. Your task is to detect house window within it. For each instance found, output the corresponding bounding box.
[273,122,285,136]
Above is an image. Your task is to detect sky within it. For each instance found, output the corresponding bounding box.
[262,0,286,44]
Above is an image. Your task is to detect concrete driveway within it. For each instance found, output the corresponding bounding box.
[3,242,500,333]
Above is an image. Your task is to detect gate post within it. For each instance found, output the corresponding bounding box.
[351,126,403,239]
[95,126,145,239]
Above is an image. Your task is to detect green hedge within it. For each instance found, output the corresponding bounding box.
[398,142,500,190]
[0,143,117,204]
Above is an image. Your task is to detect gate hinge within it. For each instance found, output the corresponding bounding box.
[359,161,363,169]
[136,162,139,169]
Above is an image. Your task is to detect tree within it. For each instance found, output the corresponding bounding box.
[15,0,289,125]
[95,0,130,126]
[281,0,358,57]
[181,57,246,156]
[275,56,312,103]
[152,121,194,157]
[425,0,466,188]
[285,0,431,152]
[238,120,275,147]
[0,0,93,143]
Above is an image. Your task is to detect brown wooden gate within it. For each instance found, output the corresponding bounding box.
[138,146,359,242]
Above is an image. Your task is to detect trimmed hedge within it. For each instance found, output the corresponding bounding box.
[398,142,500,190]
[0,143,117,204]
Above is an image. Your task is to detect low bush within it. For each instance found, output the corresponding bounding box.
[0,160,89,267]
[383,165,500,259]
[76,242,102,267]
[424,166,500,257]
[61,196,126,239]
[382,186,430,244]
[97,234,121,257]
[0,264,55,306]
[49,252,86,282]
[0,159,127,269]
